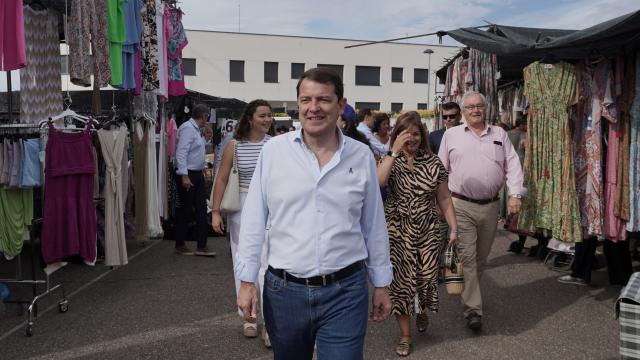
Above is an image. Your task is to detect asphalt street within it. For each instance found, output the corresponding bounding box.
[0,228,623,359]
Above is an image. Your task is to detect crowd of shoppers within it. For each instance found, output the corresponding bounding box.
[174,67,524,359]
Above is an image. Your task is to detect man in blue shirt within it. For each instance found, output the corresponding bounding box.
[174,104,216,256]
[236,67,393,359]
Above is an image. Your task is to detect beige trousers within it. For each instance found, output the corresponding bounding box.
[452,198,499,317]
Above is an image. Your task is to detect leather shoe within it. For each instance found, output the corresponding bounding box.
[466,313,482,332]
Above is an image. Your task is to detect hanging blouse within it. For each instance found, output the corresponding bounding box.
[627,51,640,232]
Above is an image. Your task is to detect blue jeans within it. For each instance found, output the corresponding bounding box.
[263,267,369,360]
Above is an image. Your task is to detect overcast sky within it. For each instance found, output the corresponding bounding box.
[181,0,639,44]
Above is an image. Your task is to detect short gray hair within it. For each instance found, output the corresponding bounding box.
[461,91,487,107]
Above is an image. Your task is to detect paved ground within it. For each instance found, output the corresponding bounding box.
[0,228,623,359]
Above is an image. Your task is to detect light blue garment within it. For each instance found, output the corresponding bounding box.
[214,131,234,171]
[20,139,41,188]
[117,0,143,90]
[235,130,393,287]
[369,135,389,158]
[175,119,206,175]
[356,122,374,141]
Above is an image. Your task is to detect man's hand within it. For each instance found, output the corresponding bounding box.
[182,175,193,191]
[237,281,258,323]
[370,287,392,322]
[508,196,522,215]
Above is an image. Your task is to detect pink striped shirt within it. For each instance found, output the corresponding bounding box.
[438,124,524,200]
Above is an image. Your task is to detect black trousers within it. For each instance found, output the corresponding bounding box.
[174,170,207,249]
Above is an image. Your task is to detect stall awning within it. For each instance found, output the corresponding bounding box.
[437,9,640,82]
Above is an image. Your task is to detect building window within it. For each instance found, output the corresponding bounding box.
[355,66,380,86]
[392,67,403,83]
[355,102,381,111]
[230,60,245,82]
[264,62,278,83]
[391,103,403,113]
[291,63,305,79]
[183,58,196,76]
[414,68,429,84]
[317,64,344,79]
[417,103,428,110]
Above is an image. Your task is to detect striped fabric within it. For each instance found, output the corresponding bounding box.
[236,135,270,189]
[617,272,640,359]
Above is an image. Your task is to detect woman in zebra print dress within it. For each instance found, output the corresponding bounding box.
[378,111,459,356]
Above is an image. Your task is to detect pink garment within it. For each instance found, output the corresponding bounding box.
[165,5,187,96]
[438,124,524,200]
[42,122,97,265]
[0,0,26,70]
[604,124,627,241]
[167,117,177,157]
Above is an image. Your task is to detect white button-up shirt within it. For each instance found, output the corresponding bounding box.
[175,119,206,175]
[235,129,393,287]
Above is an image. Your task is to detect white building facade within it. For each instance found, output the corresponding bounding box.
[180,31,459,113]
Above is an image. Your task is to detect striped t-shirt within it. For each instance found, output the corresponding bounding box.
[236,135,271,189]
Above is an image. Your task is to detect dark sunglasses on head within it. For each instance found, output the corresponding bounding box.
[442,114,458,120]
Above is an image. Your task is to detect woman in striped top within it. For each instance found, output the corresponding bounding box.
[211,99,273,347]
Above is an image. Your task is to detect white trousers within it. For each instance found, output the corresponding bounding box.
[229,192,268,319]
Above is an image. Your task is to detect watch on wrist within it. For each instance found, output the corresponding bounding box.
[387,151,399,158]
[511,194,523,199]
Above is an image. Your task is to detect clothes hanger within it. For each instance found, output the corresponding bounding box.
[540,53,560,65]
[27,0,46,11]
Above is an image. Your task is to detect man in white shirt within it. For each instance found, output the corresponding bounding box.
[356,108,374,141]
[236,67,393,359]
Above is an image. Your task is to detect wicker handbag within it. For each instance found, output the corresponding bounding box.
[216,141,241,213]
[443,243,465,295]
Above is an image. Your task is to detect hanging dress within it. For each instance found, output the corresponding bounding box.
[98,126,128,266]
[133,121,149,242]
[20,7,62,124]
[628,51,640,232]
[518,61,582,242]
[42,122,97,265]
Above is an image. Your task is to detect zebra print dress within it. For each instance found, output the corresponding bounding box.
[384,150,448,315]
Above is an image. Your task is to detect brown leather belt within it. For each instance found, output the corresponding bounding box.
[451,192,499,205]
[268,261,364,287]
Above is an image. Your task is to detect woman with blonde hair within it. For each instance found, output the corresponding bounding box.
[377,111,459,356]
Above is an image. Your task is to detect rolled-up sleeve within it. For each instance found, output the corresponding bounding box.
[235,150,269,283]
[361,154,393,287]
[502,131,524,196]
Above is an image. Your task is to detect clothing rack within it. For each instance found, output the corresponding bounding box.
[0,123,68,337]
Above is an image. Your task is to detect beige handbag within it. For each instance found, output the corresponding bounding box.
[213,141,241,213]
[444,244,465,295]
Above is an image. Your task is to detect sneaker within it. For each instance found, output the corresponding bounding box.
[557,275,587,286]
[243,322,258,338]
[194,246,216,257]
[466,312,482,332]
[175,245,194,255]
[262,328,272,348]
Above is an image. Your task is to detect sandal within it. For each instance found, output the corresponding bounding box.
[416,313,428,332]
[242,322,258,338]
[395,337,412,357]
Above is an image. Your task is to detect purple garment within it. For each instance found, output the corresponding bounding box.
[42,123,97,265]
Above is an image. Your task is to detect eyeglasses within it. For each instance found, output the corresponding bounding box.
[464,104,486,111]
[442,114,458,120]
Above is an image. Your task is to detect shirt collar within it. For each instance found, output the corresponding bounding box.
[189,118,200,130]
[464,122,491,136]
[294,127,346,152]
